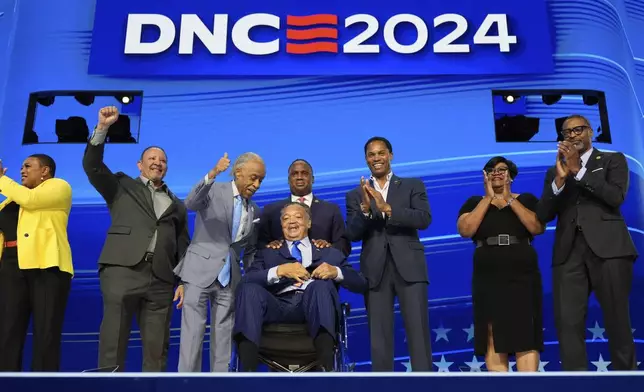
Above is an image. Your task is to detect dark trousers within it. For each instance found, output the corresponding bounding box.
[98,260,174,372]
[0,258,71,371]
[553,230,636,370]
[366,252,432,372]
[234,280,338,371]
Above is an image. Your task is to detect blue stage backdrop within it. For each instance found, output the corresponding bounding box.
[0,0,643,372]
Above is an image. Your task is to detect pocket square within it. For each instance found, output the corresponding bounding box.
[591,167,604,173]
[252,218,260,223]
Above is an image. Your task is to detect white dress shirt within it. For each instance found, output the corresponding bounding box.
[266,237,344,295]
[552,148,593,195]
[291,193,313,207]
[204,175,248,241]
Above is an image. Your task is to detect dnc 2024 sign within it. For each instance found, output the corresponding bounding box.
[88,0,554,76]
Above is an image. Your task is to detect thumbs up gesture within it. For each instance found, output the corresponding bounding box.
[208,153,231,180]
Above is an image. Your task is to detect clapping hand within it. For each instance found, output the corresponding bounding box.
[359,177,371,213]
[483,170,494,199]
[208,153,231,180]
[558,141,581,174]
[502,172,513,202]
[363,180,389,212]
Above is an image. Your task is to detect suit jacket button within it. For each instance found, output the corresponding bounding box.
[24,233,29,237]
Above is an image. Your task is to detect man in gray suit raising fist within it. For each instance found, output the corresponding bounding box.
[173,152,265,372]
[84,106,190,372]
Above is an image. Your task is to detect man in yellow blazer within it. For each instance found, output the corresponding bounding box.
[0,154,73,371]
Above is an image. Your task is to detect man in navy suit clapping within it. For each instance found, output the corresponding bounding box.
[233,202,367,371]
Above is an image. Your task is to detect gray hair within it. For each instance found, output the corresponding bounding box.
[232,152,264,176]
[280,201,311,222]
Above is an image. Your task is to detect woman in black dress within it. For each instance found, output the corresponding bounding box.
[457,156,544,372]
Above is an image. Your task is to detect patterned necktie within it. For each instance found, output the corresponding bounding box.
[218,195,243,287]
[297,197,306,204]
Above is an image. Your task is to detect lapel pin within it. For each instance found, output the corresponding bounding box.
[596,156,601,160]
[314,199,319,203]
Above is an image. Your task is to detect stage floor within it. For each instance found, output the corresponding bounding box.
[1,372,644,392]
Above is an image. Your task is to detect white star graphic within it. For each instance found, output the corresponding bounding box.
[433,326,451,342]
[434,355,453,372]
[632,328,636,336]
[591,354,611,371]
[463,324,474,342]
[538,360,549,372]
[587,321,606,341]
[508,361,516,372]
[638,361,642,369]
[401,361,412,372]
[464,356,484,372]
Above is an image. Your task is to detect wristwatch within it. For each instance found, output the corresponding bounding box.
[507,197,515,206]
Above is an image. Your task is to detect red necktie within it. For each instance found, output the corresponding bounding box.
[298,197,305,203]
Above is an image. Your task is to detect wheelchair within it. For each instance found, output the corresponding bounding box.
[230,302,353,372]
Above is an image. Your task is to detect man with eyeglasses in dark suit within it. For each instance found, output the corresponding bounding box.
[537,114,638,371]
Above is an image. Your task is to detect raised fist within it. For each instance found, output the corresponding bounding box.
[97,106,119,130]
[208,153,231,180]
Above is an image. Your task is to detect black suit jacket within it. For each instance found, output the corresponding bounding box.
[82,142,191,284]
[242,241,367,295]
[345,175,431,289]
[537,148,638,265]
[258,197,350,256]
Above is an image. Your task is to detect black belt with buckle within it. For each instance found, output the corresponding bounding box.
[143,252,155,262]
[476,234,529,248]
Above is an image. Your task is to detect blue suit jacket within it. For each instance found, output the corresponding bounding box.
[258,197,351,256]
[242,241,367,295]
[345,175,431,289]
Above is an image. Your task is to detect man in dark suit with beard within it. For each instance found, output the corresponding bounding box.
[83,106,190,372]
[537,114,638,371]
[345,136,432,372]
[258,159,350,256]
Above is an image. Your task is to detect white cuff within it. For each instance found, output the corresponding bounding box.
[267,266,280,284]
[551,179,565,195]
[333,267,344,282]
[204,173,214,185]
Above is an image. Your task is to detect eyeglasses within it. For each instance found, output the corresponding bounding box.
[561,125,588,138]
[485,167,508,174]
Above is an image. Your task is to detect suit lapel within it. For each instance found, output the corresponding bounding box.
[310,196,320,220]
[123,178,156,220]
[279,241,293,261]
[311,245,322,262]
[583,148,603,173]
[388,175,402,205]
[221,182,234,234]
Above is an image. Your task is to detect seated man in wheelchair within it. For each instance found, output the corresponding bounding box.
[233,201,367,371]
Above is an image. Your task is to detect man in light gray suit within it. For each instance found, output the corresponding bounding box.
[173,152,266,372]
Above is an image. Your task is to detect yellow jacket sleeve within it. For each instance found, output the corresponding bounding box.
[0,177,72,210]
